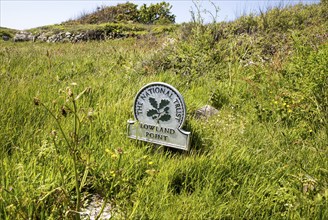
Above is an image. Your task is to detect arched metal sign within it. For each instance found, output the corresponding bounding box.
[128,82,190,150]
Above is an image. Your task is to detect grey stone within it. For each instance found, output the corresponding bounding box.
[38,33,48,42]
[2,35,10,41]
[14,31,34,42]
[195,105,219,119]
[65,32,72,37]
[80,194,111,220]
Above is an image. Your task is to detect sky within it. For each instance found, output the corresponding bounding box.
[0,0,321,30]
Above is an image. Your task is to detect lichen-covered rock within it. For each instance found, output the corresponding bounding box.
[13,29,134,43]
[65,32,72,37]
[195,105,219,119]
[37,33,48,42]
[14,31,34,42]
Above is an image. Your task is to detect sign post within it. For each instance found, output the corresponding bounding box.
[128,82,190,150]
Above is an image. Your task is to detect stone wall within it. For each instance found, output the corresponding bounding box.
[13,30,135,43]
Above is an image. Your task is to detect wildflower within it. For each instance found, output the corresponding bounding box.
[145,169,157,175]
[111,153,118,159]
[117,148,123,155]
[110,171,116,177]
[148,161,154,165]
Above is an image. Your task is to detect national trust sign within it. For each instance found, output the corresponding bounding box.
[128,82,190,150]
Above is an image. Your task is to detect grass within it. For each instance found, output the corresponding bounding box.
[27,22,177,37]
[0,2,327,219]
[0,27,18,38]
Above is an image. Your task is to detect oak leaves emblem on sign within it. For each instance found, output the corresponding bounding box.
[146,97,171,123]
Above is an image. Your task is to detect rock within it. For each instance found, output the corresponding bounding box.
[13,28,135,43]
[65,32,71,37]
[73,33,86,42]
[80,194,111,220]
[50,34,59,42]
[14,31,34,42]
[85,30,105,41]
[162,37,176,48]
[195,105,219,119]
[2,35,10,41]
[38,33,48,42]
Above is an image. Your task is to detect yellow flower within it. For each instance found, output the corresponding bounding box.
[111,153,118,159]
[145,169,157,176]
[148,161,154,165]
[110,171,116,177]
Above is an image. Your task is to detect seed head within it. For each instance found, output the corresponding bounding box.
[33,97,40,106]
[50,130,57,137]
[87,109,94,120]
[66,87,73,97]
[117,148,123,155]
[85,87,92,94]
[61,106,67,117]
[52,100,57,107]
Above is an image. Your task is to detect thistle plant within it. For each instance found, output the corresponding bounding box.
[34,86,91,220]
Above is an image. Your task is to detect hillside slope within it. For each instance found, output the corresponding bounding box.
[2,2,177,43]
[0,2,327,219]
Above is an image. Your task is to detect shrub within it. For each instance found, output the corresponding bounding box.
[65,2,175,25]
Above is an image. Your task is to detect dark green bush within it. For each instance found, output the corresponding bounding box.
[65,2,175,25]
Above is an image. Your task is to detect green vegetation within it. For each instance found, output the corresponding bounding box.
[0,27,18,38]
[27,22,176,39]
[1,2,327,219]
[64,2,175,25]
